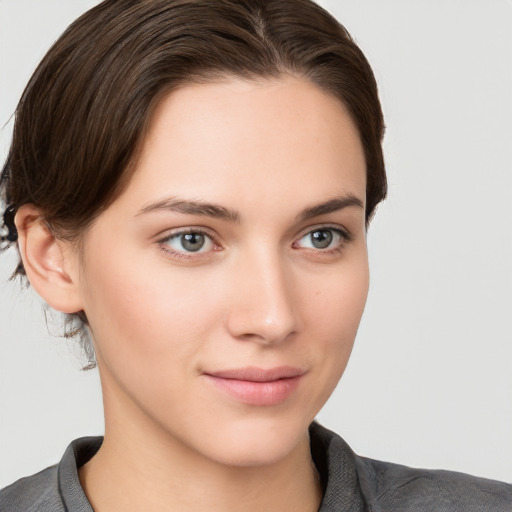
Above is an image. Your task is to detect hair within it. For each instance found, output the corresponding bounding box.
[0,0,386,368]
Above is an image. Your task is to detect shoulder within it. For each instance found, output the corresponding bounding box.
[0,464,63,512]
[355,454,512,512]
[310,422,512,512]
[0,436,101,512]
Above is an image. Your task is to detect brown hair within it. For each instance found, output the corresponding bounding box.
[0,0,386,367]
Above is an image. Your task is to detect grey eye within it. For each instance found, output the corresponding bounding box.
[180,233,206,252]
[164,231,213,254]
[309,230,333,249]
[296,228,345,250]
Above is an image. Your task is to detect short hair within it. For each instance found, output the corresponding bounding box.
[0,0,386,368]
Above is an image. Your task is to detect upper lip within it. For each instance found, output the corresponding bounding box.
[205,366,305,382]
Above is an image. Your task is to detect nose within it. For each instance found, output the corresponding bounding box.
[225,248,299,345]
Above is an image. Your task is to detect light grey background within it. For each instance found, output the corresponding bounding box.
[1,0,511,488]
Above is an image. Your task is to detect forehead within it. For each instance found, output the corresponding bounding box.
[119,76,366,214]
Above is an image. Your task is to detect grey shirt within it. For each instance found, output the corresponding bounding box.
[1,422,510,511]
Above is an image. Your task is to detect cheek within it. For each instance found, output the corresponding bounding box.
[80,249,225,374]
[303,253,369,386]
[305,251,369,334]
[80,256,231,428]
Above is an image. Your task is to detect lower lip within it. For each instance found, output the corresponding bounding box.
[204,375,302,406]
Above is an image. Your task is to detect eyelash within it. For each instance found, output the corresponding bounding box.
[158,225,352,260]
[293,225,352,255]
[158,228,220,260]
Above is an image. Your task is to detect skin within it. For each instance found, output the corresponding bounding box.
[17,76,369,512]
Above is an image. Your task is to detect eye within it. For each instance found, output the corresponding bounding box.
[295,227,348,251]
[161,230,215,254]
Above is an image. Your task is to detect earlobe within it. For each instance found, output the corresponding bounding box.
[15,204,84,314]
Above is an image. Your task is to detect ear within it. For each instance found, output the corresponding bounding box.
[15,204,84,314]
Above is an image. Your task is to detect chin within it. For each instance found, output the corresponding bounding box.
[190,412,312,468]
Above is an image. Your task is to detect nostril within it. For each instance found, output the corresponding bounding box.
[226,304,298,345]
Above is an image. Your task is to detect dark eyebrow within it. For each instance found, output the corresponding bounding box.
[137,197,240,223]
[296,194,364,222]
[138,194,362,223]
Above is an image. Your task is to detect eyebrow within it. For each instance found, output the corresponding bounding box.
[296,194,364,222]
[137,197,240,222]
[137,193,363,223]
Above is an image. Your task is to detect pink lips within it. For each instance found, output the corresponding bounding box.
[204,366,304,406]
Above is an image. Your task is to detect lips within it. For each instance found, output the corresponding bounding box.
[203,366,305,406]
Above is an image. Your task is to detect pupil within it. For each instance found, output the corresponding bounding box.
[311,230,332,249]
[181,233,205,252]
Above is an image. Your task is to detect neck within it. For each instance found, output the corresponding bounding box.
[79,376,322,512]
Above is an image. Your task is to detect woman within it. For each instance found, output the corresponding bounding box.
[0,1,510,510]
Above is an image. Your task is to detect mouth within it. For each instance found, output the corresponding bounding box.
[203,366,305,406]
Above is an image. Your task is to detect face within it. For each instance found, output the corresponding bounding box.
[75,76,369,467]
